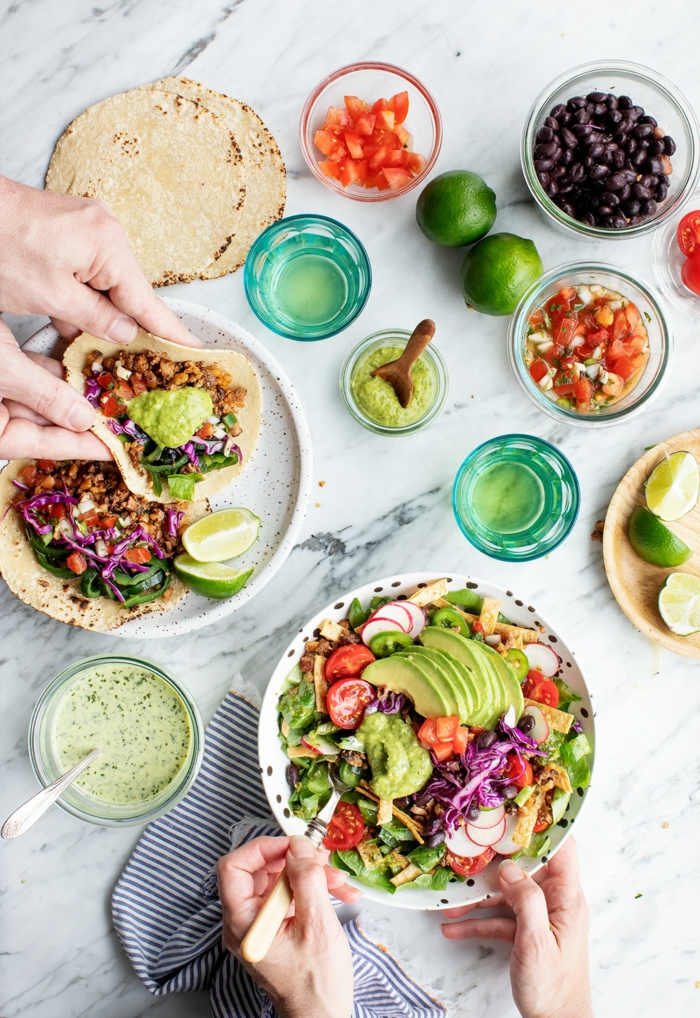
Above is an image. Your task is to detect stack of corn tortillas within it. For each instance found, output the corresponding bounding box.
[45,77,286,286]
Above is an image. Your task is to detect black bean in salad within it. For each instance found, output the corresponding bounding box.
[533,91,675,229]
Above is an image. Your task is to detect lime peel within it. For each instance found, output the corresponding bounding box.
[627,505,692,568]
[174,554,254,600]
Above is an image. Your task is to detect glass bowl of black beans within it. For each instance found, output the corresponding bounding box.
[522,60,700,238]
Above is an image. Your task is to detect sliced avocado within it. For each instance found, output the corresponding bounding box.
[479,643,524,720]
[361,655,452,719]
[398,648,464,721]
[420,627,496,728]
[467,642,510,728]
[403,646,474,723]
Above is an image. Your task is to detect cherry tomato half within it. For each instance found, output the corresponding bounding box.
[681,249,700,297]
[503,753,534,790]
[326,678,376,729]
[446,847,495,876]
[322,801,365,851]
[522,670,559,708]
[677,210,700,256]
[325,644,375,682]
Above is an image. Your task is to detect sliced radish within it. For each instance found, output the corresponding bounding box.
[368,602,413,633]
[503,705,516,729]
[300,737,321,755]
[361,616,406,646]
[467,817,506,848]
[523,641,560,677]
[491,811,522,856]
[400,600,427,638]
[445,824,489,858]
[521,704,550,745]
[467,804,505,830]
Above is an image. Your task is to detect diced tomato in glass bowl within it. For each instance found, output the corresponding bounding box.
[300,62,442,202]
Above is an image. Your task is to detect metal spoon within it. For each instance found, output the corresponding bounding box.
[371,318,436,408]
[240,765,350,963]
[1,748,101,840]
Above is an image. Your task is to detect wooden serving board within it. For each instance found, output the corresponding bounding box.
[604,428,700,658]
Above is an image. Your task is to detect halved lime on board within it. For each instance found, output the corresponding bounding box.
[658,572,700,636]
[182,508,260,563]
[627,505,692,567]
[174,555,254,599]
[645,451,699,521]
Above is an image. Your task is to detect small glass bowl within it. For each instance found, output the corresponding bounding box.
[521,60,700,240]
[508,262,671,428]
[299,62,442,202]
[244,214,371,340]
[653,186,700,319]
[29,655,204,827]
[340,328,448,436]
[453,435,580,562]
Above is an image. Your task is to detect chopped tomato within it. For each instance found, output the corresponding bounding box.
[452,726,470,754]
[433,741,455,762]
[533,818,551,834]
[677,210,700,256]
[100,515,117,528]
[124,546,151,564]
[340,157,359,188]
[354,113,376,136]
[319,159,341,180]
[49,503,66,519]
[344,95,370,119]
[553,371,575,397]
[79,507,100,527]
[344,131,364,159]
[471,620,485,636]
[405,152,427,175]
[314,129,337,156]
[383,168,412,190]
[554,316,577,348]
[522,670,559,708]
[19,464,38,488]
[196,422,215,440]
[325,644,376,682]
[383,148,408,168]
[130,373,148,396]
[66,551,88,575]
[436,716,459,741]
[529,309,545,327]
[540,342,565,364]
[326,678,376,730]
[326,105,351,128]
[375,109,395,132]
[607,357,634,380]
[529,358,549,384]
[100,393,120,417]
[446,847,495,876]
[112,380,134,402]
[356,159,369,186]
[96,372,114,389]
[38,459,56,472]
[373,171,391,191]
[389,90,409,124]
[418,718,438,747]
[503,753,534,789]
[322,801,365,851]
[573,376,593,405]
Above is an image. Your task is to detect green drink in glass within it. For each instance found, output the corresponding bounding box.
[453,434,579,561]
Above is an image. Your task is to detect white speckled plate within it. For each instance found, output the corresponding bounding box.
[259,572,595,910]
[5,297,312,637]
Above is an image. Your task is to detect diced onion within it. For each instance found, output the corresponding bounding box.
[95,539,108,557]
[77,499,95,513]
[577,285,593,307]
[207,415,220,425]
[115,364,132,380]
[585,363,600,379]
[485,634,501,647]
[571,335,585,348]
[91,361,102,373]
[530,331,552,345]
[539,376,553,391]
[213,426,226,439]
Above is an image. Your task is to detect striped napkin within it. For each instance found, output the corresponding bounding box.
[112,690,448,1018]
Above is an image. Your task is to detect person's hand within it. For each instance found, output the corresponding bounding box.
[441,838,593,1018]
[218,835,358,1018]
[0,175,200,459]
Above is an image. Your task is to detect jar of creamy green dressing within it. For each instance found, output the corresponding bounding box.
[340,328,448,436]
[29,656,204,826]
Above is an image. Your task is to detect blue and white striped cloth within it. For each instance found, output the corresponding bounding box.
[113,690,447,1018]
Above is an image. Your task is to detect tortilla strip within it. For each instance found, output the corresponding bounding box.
[479,597,501,636]
[537,762,573,795]
[63,331,261,503]
[357,781,424,843]
[524,698,574,734]
[513,787,546,848]
[313,654,328,713]
[377,798,393,825]
[409,578,449,607]
[286,745,319,760]
[390,863,422,887]
[357,839,385,869]
[433,597,541,642]
[0,460,208,632]
[320,618,344,642]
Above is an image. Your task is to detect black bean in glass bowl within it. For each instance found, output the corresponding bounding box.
[533,91,675,230]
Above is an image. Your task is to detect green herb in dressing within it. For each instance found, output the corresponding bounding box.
[351,345,435,427]
[128,387,213,448]
[53,665,191,805]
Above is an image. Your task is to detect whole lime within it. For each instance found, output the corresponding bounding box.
[416,170,497,247]
[460,233,543,316]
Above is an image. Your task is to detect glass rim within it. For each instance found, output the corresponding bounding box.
[521,58,700,240]
[452,433,580,562]
[339,327,448,435]
[243,213,372,340]
[28,654,204,827]
[299,61,443,202]
[508,260,672,428]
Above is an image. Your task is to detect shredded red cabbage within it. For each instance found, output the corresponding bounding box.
[167,508,184,537]
[181,441,201,469]
[193,437,225,455]
[365,691,407,716]
[106,417,148,442]
[225,441,243,463]
[85,377,102,408]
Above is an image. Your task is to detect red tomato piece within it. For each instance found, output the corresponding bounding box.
[371,97,390,114]
[375,109,396,132]
[369,144,391,169]
[19,464,38,488]
[314,130,336,155]
[389,90,409,124]
[344,95,371,119]
[554,316,577,349]
[96,372,114,389]
[529,359,549,384]
[573,376,593,405]
[196,422,215,440]
[471,620,485,635]
[344,131,364,159]
[533,818,551,834]
[100,515,117,528]
[130,373,148,396]
[433,741,454,762]
[325,106,351,128]
[611,307,630,343]
[436,715,459,741]
[382,148,407,168]
[382,168,412,190]
[522,670,559,708]
[677,210,700,256]
[79,507,100,527]
[38,459,56,472]
[446,847,495,876]
[323,801,365,851]
[607,357,634,380]
[354,113,376,136]
[504,753,534,789]
[319,159,341,180]
[553,371,575,397]
[66,552,88,575]
[452,726,470,754]
[326,678,376,729]
[529,309,545,327]
[405,152,427,175]
[328,141,347,162]
[325,645,375,682]
[681,250,700,296]
[100,394,120,417]
[541,342,565,364]
[373,171,391,191]
[418,718,438,747]
[356,159,369,186]
[49,503,66,519]
[124,546,151,564]
[339,157,359,188]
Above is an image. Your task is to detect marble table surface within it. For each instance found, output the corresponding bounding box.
[2,1,700,1015]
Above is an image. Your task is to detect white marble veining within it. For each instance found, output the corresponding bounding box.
[2,0,700,1014]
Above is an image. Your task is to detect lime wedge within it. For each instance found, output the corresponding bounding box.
[174,555,254,599]
[645,451,699,521]
[182,508,260,563]
[658,572,700,636]
[627,505,692,567]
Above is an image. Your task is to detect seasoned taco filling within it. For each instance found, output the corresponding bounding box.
[83,349,247,500]
[9,460,187,608]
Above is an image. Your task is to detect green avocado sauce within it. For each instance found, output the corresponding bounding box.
[53,665,191,805]
[127,387,213,448]
[350,345,435,427]
[357,712,432,799]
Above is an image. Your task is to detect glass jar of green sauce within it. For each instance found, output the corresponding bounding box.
[340,328,448,435]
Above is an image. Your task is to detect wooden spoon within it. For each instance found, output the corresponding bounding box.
[371,319,436,408]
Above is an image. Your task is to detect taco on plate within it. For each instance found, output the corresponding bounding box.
[0,458,208,631]
[63,331,261,502]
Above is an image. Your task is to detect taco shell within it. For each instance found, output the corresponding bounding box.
[0,460,209,632]
[63,331,261,503]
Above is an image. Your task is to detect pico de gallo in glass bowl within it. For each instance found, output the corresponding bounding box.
[509,262,671,428]
[259,573,594,910]
[300,62,442,202]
